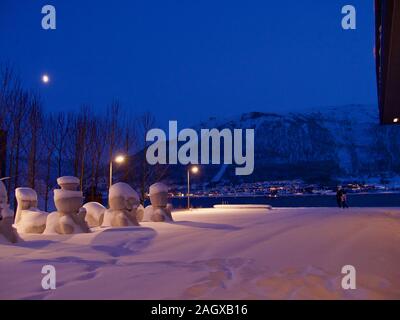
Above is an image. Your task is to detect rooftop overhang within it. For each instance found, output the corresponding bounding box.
[375,0,400,124]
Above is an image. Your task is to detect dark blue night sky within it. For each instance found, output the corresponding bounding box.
[1,0,377,127]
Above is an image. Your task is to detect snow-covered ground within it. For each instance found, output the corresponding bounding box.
[1,207,400,300]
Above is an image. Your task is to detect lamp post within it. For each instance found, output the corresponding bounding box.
[109,155,125,188]
[187,165,199,209]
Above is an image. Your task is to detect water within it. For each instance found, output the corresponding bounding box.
[170,193,400,208]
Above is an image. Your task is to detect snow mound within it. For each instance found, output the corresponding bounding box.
[43,211,87,234]
[15,209,47,234]
[149,182,168,195]
[15,187,37,201]
[43,212,59,234]
[83,202,106,227]
[109,182,139,200]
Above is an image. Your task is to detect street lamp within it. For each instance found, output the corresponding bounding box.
[187,165,199,209]
[109,154,125,188]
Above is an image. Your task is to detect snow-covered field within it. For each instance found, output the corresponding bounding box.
[1,207,400,300]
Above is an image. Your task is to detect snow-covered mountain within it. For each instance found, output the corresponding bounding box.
[185,104,400,184]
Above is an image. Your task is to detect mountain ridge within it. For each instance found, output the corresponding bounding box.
[171,104,400,185]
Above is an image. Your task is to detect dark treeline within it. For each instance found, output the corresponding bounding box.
[0,65,168,210]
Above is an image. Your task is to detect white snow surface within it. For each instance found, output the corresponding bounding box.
[1,207,400,300]
[214,204,272,209]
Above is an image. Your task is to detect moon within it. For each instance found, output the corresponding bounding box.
[42,74,50,83]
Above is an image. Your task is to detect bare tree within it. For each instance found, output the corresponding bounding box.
[121,113,138,182]
[0,65,14,178]
[51,112,72,178]
[27,93,43,189]
[73,106,90,191]
[7,83,30,206]
[86,116,107,200]
[41,115,56,211]
[135,112,168,202]
[106,100,122,187]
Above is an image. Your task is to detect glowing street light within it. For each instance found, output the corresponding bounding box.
[109,154,126,187]
[115,155,125,164]
[187,165,199,209]
[191,166,199,174]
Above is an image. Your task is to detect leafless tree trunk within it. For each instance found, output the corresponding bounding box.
[9,86,29,207]
[27,93,43,189]
[107,100,121,187]
[51,113,72,178]
[138,112,156,202]
[42,115,56,211]
[86,116,107,200]
[74,106,90,191]
[0,66,14,178]
[122,114,137,182]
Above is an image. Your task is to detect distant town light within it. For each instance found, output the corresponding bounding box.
[393,118,399,123]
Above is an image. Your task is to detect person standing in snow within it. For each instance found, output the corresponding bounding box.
[341,191,349,209]
[336,186,343,208]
